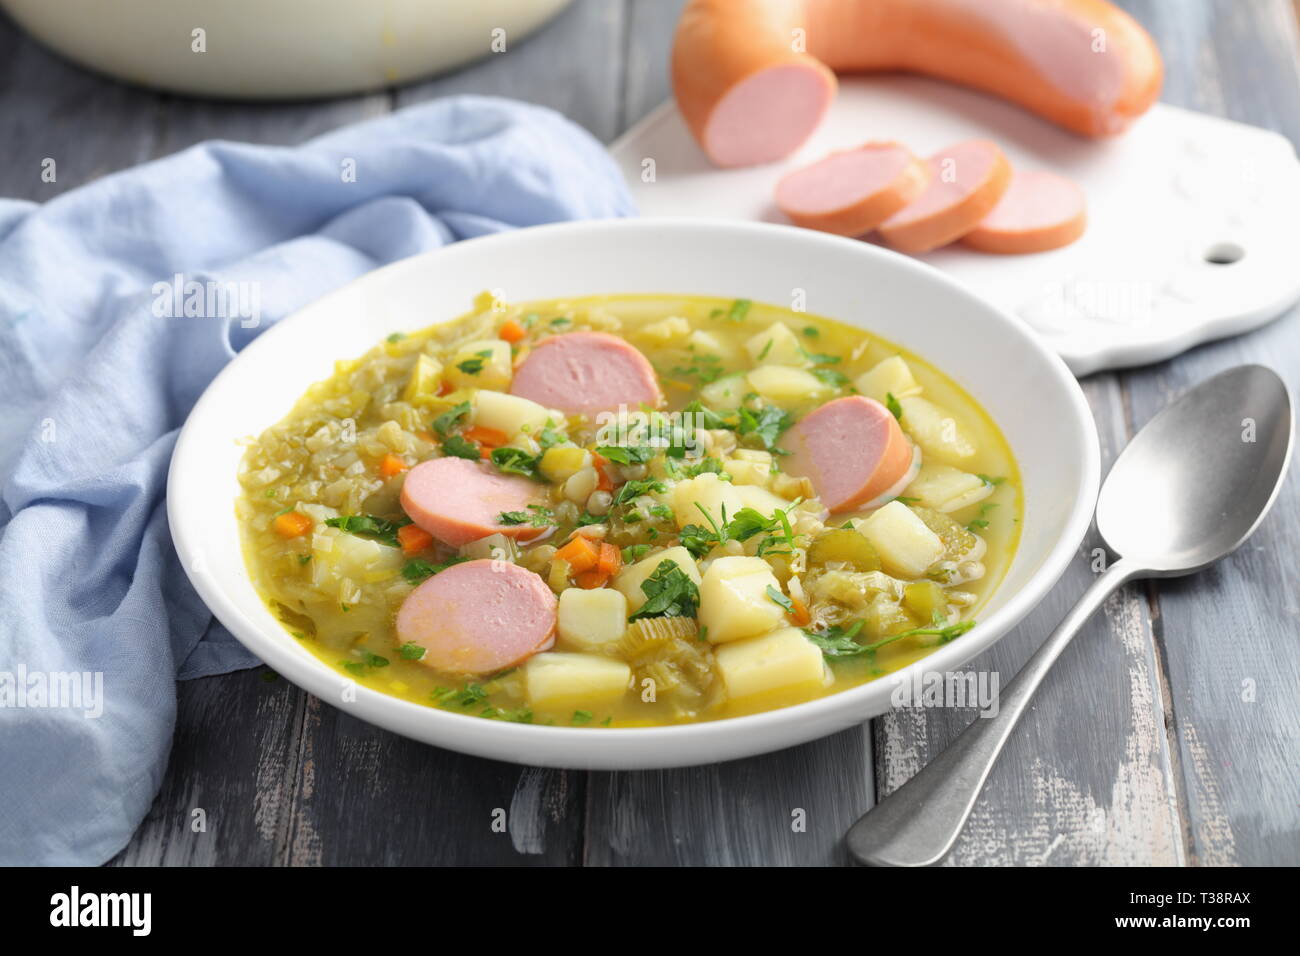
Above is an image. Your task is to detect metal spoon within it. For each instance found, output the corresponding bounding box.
[846,364,1294,867]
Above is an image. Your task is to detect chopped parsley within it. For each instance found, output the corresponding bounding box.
[723,298,752,322]
[571,710,593,725]
[399,642,427,661]
[613,475,668,507]
[765,584,794,613]
[805,618,976,661]
[811,367,850,388]
[432,401,471,437]
[325,514,410,547]
[498,504,554,528]
[802,326,819,338]
[735,404,792,451]
[401,555,469,584]
[976,474,1006,487]
[596,444,656,465]
[799,346,842,365]
[627,560,700,621]
[885,392,904,420]
[441,434,481,460]
[455,350,493,375]
[490,446,542,478]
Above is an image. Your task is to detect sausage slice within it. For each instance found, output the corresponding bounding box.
[396,559,557,675]
[510,331,661,418]
[780,396,915,513]
[400,456,545,548]
[877,140,1012,253]
[961,170,1088,254]
[775,142,930,237]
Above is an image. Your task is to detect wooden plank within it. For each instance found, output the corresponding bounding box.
[0,14,161,199]
[278,696,586,866]
[393,0,627,144]
[875,375,1185,865]
[110,670,306,866]
[585,730,873,866]
[1118,0,1300,866]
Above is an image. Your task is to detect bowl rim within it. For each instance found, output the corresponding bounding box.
[168,217,1101,767]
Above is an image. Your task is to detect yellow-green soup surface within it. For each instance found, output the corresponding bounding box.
[238,293,1020,727]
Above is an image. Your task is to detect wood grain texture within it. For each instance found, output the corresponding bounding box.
[1,0,1292,866]
[1118,0,1300,866]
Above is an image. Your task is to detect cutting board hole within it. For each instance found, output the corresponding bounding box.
[1204,242,1244,265]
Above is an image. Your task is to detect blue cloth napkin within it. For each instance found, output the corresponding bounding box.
[0,96,635,865]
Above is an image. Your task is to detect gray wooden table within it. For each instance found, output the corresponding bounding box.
[3,0,1294,866]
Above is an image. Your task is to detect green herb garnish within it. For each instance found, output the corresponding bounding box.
[432,401,471,437]
[885,392,904,420]
[628,560,701,621]
[490,446,542,479]
[441,434,481,460]
[325,514,411,547]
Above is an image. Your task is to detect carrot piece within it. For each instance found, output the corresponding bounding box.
[436,381,454,397]
[397,524,434,556]
[596,541,621,576]
[462,425,509,448]
[574,569,610,589]
[556,535,599,573]
[273,511,313,538]
[415,430,436,444]
[378,453,409,478]
[498,319,527,343]
[789,594,812,627]
[591,451,615,493]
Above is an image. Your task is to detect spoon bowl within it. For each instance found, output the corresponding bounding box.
[1097,365,1295,574]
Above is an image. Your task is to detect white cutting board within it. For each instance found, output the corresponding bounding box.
[610,76,1300,375]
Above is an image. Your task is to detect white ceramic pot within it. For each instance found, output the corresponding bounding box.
[168,219,1100,769]
[0,0,574,98]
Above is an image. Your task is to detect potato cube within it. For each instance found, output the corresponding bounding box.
[402,353,444,403]
[715,627,826,701]
[670,472,745,530]
[744,322,808,367]
[746,365,831,405]
[472,390,550,438]
[614,546,702,613]
[726,458,771,487]
[523,652,631,709]
[699,372,746,409]
[857,500,945,578]
[854,355,921,404]
[639,315,691,346]
[447,339,512,391]
[904,462,993,513]
[539,445,591,483]
[687,329,738,362]
[557,587,629,651]
[733,484,791,517]
[898,396,976,463]
[699,556,787,644]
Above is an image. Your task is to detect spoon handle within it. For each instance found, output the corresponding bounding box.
[845,558,1142,866]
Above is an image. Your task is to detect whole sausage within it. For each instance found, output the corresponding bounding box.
[673,0,1163,166]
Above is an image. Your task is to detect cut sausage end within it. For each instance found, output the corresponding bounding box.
[704,62,837,167]
[961,169,1088,254]
[779,396,914,513]
[510,330,661,419]
[775,141,930,237]
[396,559,557,675]
[400,456,545,549]
[877,140,1012,254]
